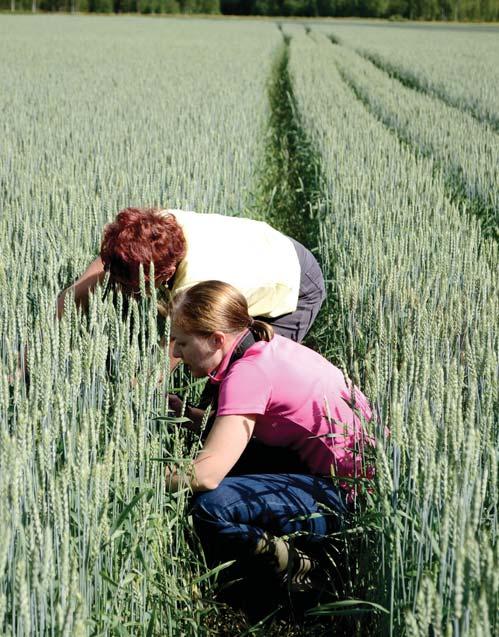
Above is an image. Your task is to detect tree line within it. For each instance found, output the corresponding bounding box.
[1,0,497,24]
[222,0,498,19]
[2,0,217,12]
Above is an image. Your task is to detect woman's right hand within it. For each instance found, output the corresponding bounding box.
[167,395,205,434]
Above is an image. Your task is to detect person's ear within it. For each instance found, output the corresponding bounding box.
[162,265,177,284]
[210,331,225,350]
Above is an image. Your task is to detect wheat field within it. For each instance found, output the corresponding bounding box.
[0,15,497,636]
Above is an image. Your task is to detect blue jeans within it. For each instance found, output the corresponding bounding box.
[191,473,350,568]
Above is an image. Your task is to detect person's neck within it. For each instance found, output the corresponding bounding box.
[221,330,245,357]
[208,329,249,383]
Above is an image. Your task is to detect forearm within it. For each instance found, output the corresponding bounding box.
[165,461,217,493]
[165,415,255,494]
[57,256,105,318]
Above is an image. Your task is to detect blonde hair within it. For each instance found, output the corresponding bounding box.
[170,280,274,342]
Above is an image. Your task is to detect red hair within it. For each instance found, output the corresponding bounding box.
[100,208,186,291]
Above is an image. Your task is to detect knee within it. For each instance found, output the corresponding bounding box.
[191,483,232,527]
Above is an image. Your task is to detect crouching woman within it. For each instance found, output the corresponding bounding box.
[165,280,374,597]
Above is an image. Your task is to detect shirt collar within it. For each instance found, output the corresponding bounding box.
[208,330,250,384]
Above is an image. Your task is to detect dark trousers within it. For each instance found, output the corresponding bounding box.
[257,238,326,344]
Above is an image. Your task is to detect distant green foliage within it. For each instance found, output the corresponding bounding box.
[2,0,217,13]
[219,0,498,19]
[1,0,498,18]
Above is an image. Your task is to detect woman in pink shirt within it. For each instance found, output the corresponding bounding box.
[166,280,374,606]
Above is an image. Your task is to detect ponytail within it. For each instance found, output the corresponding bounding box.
[248,318,274,342]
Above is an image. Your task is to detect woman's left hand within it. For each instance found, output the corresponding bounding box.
[168,393,184,418]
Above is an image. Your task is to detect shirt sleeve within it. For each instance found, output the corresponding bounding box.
[217,360,271,416]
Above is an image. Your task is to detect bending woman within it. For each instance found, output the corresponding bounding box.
[166,280,374,596]
[57,207,325,345]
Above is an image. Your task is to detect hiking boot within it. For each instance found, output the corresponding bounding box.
[255,534,331,595]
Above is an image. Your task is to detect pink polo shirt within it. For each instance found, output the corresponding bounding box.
[211,333,374,480]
